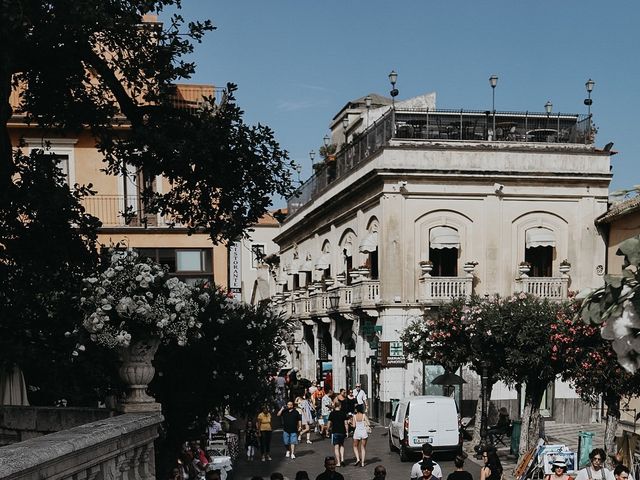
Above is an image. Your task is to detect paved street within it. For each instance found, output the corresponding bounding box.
[234,426,481,480]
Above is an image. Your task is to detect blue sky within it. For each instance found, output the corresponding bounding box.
[169,1,639,203]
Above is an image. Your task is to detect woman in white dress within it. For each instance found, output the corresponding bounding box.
[298,392,315,444]
[350,406,369,467]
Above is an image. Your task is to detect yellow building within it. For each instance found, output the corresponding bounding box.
[8,83,228,287]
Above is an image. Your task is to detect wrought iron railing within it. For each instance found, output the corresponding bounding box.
[82,195,171,227]
[287,108,593,216]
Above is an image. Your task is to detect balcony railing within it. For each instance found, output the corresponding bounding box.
[287,108,593,216]
[351,280,380,308]
[515,276,569,299]
[419,276,473,304]
[82,195,174,227]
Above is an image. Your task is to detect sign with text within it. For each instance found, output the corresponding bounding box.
[379,341,406,368]
[229,241,242,300]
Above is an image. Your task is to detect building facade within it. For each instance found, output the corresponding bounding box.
[273,92,612,422]
[9,83,229,288]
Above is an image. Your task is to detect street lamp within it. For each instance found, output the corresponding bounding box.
[365,95,372,129]
[545,100,553,115]
[585,78,595,116]
[389,70,399,109]
[475,360,493,455]
[489,75,498,140]
[342,116,349,145]
[309,150,315,167]
[328,289,340,310]
[323,134,331,148]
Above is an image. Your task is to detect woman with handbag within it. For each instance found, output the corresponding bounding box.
[350,406,370,467]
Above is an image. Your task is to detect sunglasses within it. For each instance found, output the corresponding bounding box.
[592,457,603,462]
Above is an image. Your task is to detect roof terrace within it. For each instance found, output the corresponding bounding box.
[287,107,594,216]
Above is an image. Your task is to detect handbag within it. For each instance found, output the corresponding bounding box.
[364,415,372,434]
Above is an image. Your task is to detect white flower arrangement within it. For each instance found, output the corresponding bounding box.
[79,250,209,350]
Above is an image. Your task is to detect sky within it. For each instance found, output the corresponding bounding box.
[166,1,640,204]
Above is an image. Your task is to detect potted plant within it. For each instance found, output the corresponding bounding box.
[419,260,434,276]
[559,259,571,275]
[79,250,209,412]
[518,261,531,276]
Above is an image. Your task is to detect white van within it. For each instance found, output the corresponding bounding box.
[387,395,461,461]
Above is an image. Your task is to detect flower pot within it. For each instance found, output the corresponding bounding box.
[559,263,571,275]
[419,261,433,276]
[118,336,162,413]
[463,263,476,275]
[518,264,531,277]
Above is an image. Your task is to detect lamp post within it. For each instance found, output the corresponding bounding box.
[342,116,349,146]
[389,70,398,109]
[585,78,595,117]
[545,100,553,130]
[489,75,498,140]
[309,150,316,173]
[365,95,372,129]
[476,359,492,455]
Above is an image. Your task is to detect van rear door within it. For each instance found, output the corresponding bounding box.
[434,399,459,447]
[408,399,459,448]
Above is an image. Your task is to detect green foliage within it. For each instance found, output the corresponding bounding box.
[0,149,116,404]
[579,234,640,373]
[152,287,292,457]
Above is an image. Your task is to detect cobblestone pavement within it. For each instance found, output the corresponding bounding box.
[234,426,481,480]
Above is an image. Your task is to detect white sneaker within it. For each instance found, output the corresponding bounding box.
[291,453,296,459]
[285,451,290,458]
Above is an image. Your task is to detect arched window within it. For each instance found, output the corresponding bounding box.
[429,226,459,276]
[340,230,357,285]
[360,218,379,279]
[315,241,332,282]
[525,227,555,277]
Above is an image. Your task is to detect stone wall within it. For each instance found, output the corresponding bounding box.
[0,412,162,480]
[0,406,114,446]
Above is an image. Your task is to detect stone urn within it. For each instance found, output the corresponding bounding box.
[559,261,571,275]
[419,260,434,277]
[349,269,361,282]
[118,336,162,413]
[518,263,531,277]
[463,262,477,276]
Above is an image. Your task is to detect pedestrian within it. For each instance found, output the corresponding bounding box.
[295,471,311,480]
[420,460,437,480]
[344,390,356,417]
[256,405,273,461]
[299,392,316,444]
[372,464,386,480]
[245,419,259,461]
[324,371,333,391]
[614,465,631,480]
[354,383,368,412]
[315,456,345,480]
[447,456,473,480]
[350,407,370,467]
[480,447,503,480]
[276,372,287,407]
[271,473,284,480]
[576,449,614,480]
[278,400,302,459]
[333,389,346,410]
[327,402,349,467]
[545,458,571,480]
[411,444,443,480]
[320,389,334,438]
[309,380,318,396]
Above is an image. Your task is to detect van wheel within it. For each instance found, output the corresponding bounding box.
[400,445,411,462]
[388,433,398,452]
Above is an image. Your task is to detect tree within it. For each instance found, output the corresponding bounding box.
[0,148,119,403]
[402,294,577,458]
[2,0,296,242]
[152,286,292,474]
[554,314,640,457]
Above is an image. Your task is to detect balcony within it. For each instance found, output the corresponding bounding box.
[419,276,473,305]
[351,280,380,308]
[82,195,173,228]
[515,276,569,299]
[287,108,593,216]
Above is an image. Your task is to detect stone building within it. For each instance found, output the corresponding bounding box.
[272,91,612,423]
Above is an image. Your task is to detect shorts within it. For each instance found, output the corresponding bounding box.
[322,415,329,424]
[282,431,299,445]
[331,433,346,446]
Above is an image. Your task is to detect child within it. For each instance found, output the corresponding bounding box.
[245,420,259,461]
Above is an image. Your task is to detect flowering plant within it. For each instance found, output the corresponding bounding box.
[78,250,209,350]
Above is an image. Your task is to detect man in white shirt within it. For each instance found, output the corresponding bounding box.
[575,449,615,480]
[410,443,442,480]
[354,383,367,412]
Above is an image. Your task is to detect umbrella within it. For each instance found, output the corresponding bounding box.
[431,371,466,386]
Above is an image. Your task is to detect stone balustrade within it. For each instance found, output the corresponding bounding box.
[419,276,473,304]
[515,276,569,299]
[0,412,163,480]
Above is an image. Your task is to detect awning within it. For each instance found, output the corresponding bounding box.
[286,259,299,275]
[299,258,313,272]
[359,232,378,253]
[314,254,330,270]
[526,228,555,248]
[429,226,460,249]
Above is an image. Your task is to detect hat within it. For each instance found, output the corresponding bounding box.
[420,460,435,472]
[552,459,567,469]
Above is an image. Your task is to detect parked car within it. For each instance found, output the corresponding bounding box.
[387,395,461,461]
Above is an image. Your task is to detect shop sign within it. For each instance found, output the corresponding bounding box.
[379,341,406,368]
[229,241,242,300]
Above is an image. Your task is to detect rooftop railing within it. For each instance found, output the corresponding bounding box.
[287,108,593,216]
